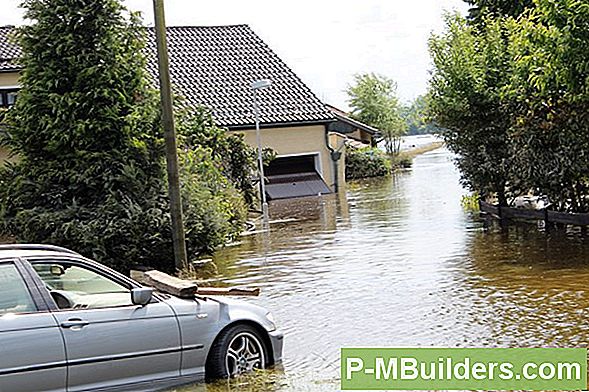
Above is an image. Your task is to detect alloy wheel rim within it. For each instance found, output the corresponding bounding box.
[225,332,265,377]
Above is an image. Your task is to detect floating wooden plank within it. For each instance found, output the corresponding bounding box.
[196,287,260,297]
[130,269,149,285]
[144,270,198,298]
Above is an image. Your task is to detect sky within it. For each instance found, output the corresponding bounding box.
[1,0,468,109]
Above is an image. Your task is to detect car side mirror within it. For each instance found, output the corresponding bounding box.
[131,287,153,306]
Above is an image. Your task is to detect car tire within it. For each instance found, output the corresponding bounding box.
[206,324,268,380]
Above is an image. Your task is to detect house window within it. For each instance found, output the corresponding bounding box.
[0,89,19,108]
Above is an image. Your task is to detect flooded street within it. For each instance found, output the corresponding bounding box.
[177,147,589,391]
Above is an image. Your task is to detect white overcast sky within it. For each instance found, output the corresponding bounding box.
[1,0,468,109]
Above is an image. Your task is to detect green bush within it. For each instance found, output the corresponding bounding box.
[179,146,247,255]
[0,135,247,274]
[461,193,480,212]
[0,0,248,273]
[345,147,392,180]
[392,154,413,169]
[177,107,258,205]
[177,107,276,207]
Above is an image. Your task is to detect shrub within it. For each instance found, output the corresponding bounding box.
[177,107,258,205]
[0,0,248,273]
[392,154,413,169]
[179,146,247,255]
[461,193,480,212]
[345,147,392,180]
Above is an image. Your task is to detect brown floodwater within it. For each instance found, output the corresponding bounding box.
[173,147,589,391]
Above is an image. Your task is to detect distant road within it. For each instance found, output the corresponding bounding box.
[399,134,443,151]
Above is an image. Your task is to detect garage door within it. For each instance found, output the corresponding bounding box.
[265,155,332,200]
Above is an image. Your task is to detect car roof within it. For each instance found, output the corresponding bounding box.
[0,244,145,290]
[0,244,81,260]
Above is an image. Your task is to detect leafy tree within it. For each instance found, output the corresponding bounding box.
[401,95,442,135]
[464,0,534,25]
[431,1,589,213]
[428,13,513,206]
[0,0,168,271]
[346,73,406,155]
[0,0,246,271]
[506,0,589,212]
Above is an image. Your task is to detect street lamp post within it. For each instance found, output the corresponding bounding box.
[251,79,272,226]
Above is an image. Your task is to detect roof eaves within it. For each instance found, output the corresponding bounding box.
[331,112,379,135]
[225,117,336,131]
[163,24,249,29]
[0,65,22,73]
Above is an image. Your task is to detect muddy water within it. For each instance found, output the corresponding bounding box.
[174,147,589,391]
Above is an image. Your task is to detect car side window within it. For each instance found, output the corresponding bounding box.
[0,263,37,315]
[32,262,133,310]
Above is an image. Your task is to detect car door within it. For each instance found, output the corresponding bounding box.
[26,258,182,392]
[0,259,67,392]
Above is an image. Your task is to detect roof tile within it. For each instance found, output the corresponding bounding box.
[0,26,21,71]
[1,24,334,127]
[146,25,334,127]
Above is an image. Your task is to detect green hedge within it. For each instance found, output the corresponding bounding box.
[345,147,392,180]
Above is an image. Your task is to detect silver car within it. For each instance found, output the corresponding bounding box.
[0,244,283,392]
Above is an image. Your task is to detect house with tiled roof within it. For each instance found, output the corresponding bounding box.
[0,26,20,164]
[0,26,20,109]
[0,24,346,199]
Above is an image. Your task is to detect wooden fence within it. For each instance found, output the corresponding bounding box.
[479,201,589,226]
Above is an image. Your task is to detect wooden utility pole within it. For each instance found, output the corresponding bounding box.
[152,0,188,270]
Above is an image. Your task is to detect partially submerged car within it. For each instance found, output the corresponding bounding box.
[0,244,283,392]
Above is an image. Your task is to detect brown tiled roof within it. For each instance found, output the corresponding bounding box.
[0,26,21,72]
[144,25,334,128]
[0,24,334,128]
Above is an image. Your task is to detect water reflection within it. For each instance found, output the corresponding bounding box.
[177,148,589,390]
[458,226,589,348]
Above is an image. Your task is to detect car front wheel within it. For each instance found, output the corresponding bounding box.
[206,324,267,380]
